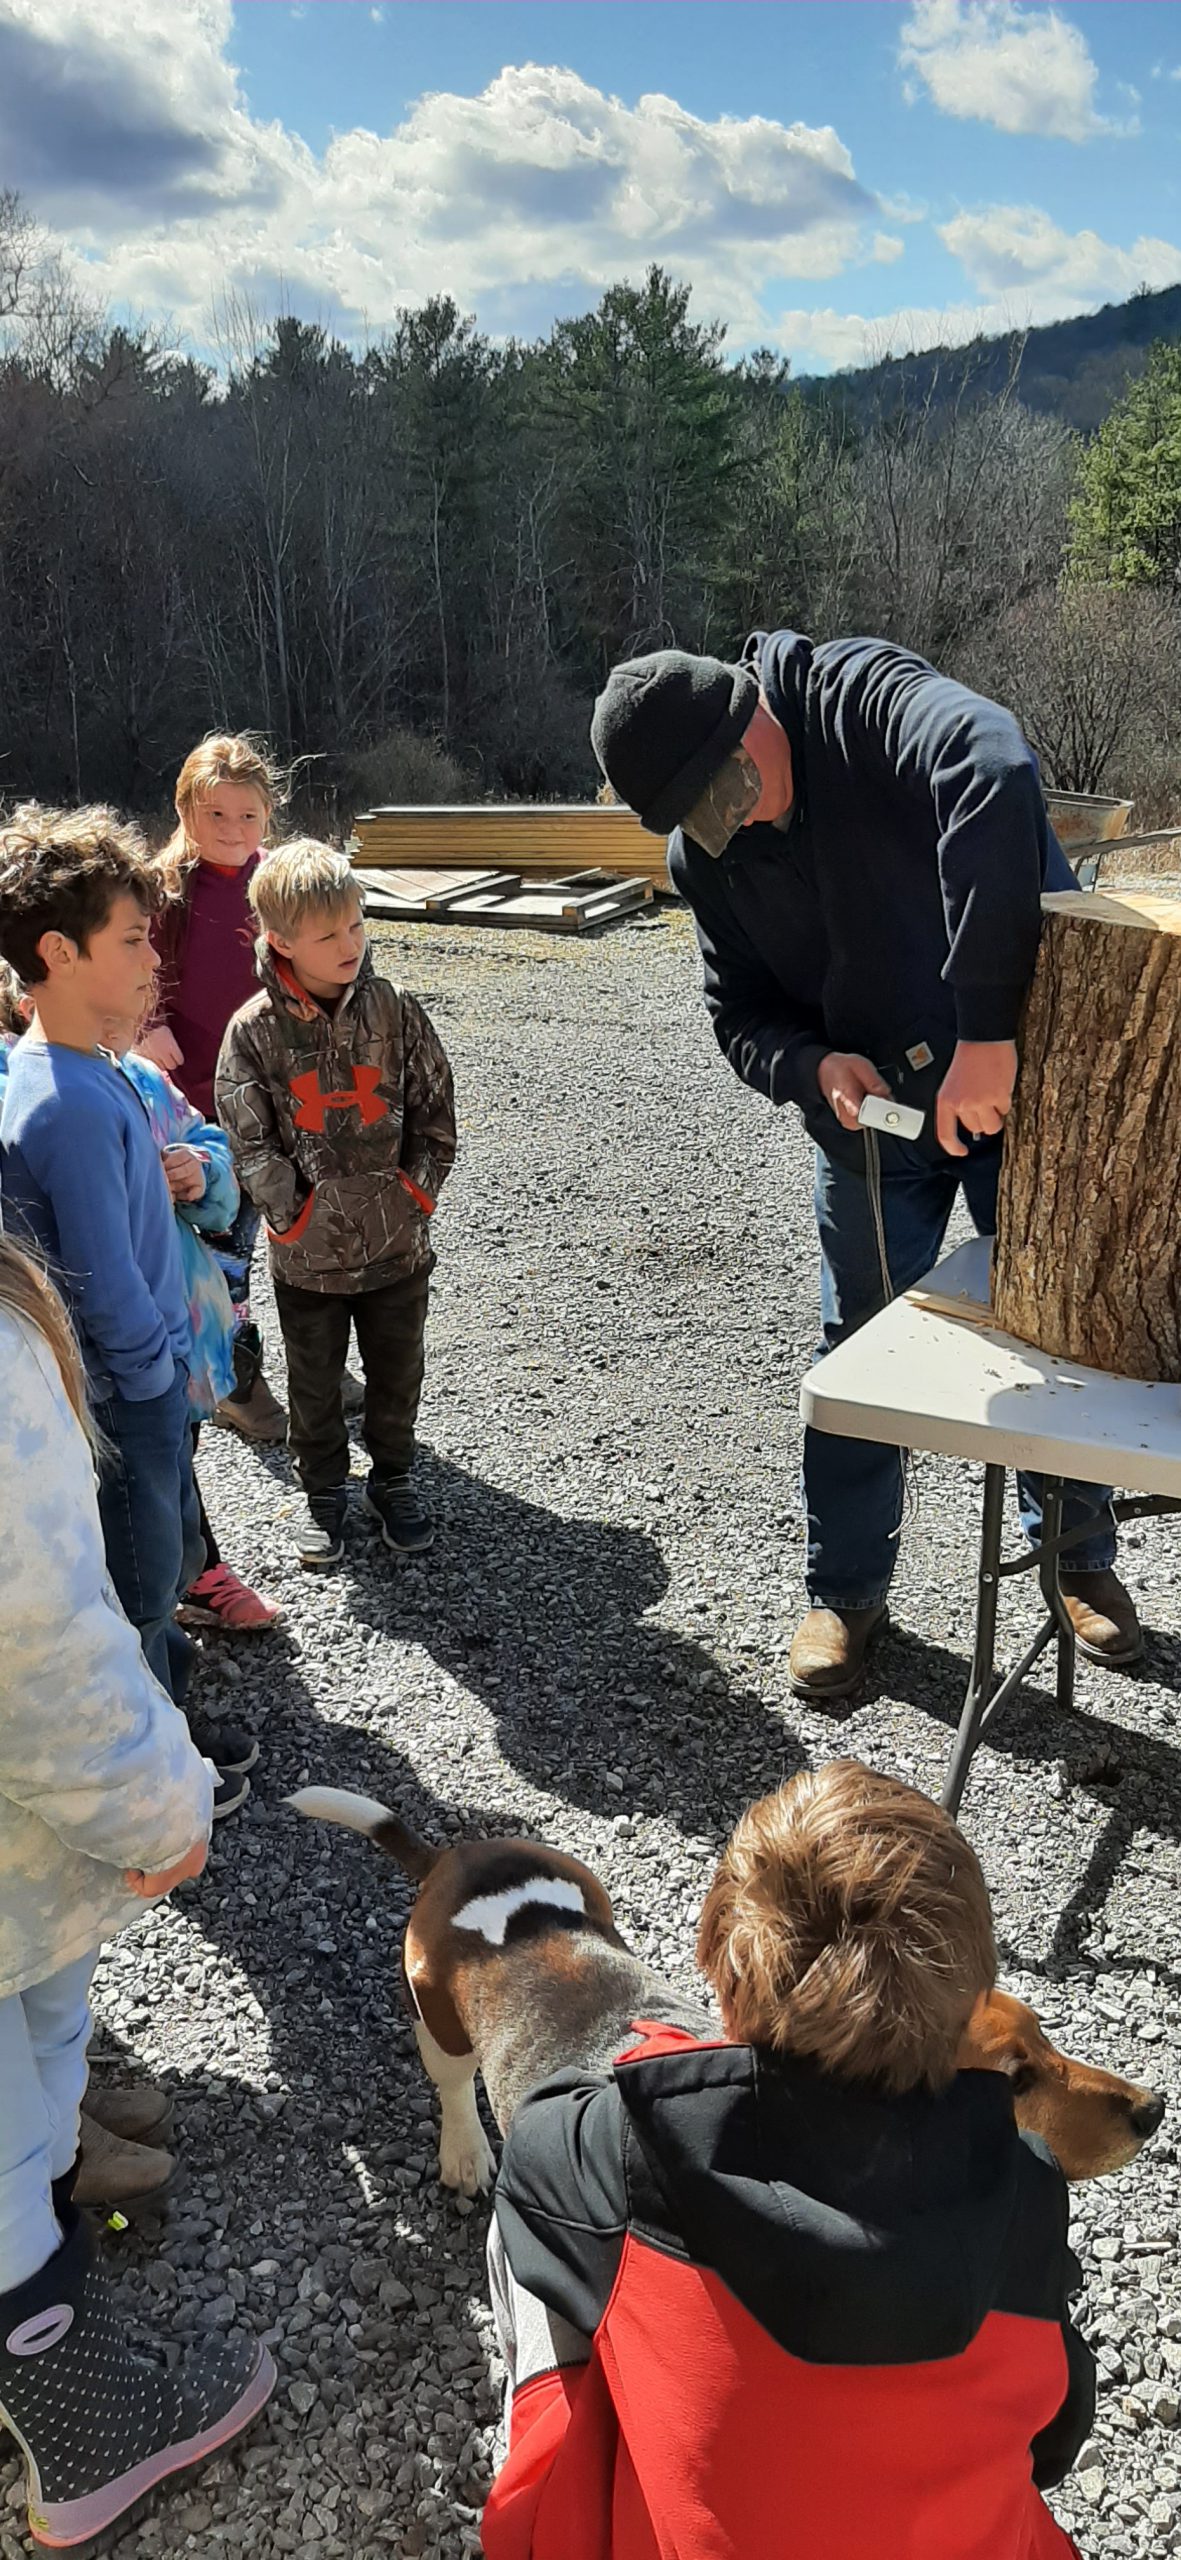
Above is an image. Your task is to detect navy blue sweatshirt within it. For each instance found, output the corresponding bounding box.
[668,632,1074,1162]
[1,1038,190,1402]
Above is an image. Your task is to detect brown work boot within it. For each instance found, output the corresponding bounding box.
[788,1605,887,1701]
[74,2112,177,2213]
[85,2083,175,2146]
[1058,1570,1144,1666]
[211,1372,287,1443]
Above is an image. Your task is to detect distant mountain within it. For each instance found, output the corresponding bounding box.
[799,282,1181,435]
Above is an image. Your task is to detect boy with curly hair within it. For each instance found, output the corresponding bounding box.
[484,1760,1092,2560]
[0,805,252,1811]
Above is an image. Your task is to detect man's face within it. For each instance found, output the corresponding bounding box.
[680,697,794,859]
[271,895,367,998]
[740,699,795,829]
[38,891,158,1030]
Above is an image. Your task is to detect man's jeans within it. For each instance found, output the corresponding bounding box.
[805,1134,1116,1609]
[95,1359,204,1700]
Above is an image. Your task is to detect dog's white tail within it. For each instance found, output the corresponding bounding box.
[287,1787,438,1880]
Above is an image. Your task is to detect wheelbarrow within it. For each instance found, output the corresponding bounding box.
[1045,790,1180,890]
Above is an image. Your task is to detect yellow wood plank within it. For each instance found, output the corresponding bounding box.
[351,803,671,884]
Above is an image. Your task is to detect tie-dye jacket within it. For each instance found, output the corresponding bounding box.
[0,1308,214,2001]
[116,1051,239,1417]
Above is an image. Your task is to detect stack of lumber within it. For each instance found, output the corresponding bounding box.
[353,865,653,935]
[351,802,668,885]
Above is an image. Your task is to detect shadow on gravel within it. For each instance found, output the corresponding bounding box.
[341,1444,810,1841]
[868,1622,1181,1985]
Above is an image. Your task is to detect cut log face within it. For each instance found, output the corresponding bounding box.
[993,890,1181,1382]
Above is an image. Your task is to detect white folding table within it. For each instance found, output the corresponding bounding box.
[800,1236,1181,1815]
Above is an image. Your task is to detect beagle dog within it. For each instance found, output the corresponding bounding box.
[290,1788,1165,2195]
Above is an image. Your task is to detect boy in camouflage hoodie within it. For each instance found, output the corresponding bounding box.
[215,843,456,1567]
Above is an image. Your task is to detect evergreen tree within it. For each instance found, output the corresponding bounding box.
[1070,341,1181,588]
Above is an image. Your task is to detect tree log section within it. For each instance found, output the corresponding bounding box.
[993,890,1181,1381]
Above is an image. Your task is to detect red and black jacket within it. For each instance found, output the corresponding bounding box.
[484,2025,1092,2560]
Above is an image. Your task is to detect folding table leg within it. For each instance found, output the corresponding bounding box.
[1037,1478,1077,1717]
[941,1463,1006,1819]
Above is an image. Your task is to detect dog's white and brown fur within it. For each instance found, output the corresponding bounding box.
[290,1788,1165,2193]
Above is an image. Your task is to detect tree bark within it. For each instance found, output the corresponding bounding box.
[993,890,1181,1379]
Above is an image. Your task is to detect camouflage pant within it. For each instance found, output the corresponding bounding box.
[273,1268,430,1492]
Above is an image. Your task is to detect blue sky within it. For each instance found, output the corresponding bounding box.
[3,1,1180,371]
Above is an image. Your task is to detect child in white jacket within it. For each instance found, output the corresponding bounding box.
[0,1235,274,2550]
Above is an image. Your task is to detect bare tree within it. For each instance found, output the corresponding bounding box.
[962,584,1181,796]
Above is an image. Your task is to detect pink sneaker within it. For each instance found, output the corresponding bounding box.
[179,1563,282,1631]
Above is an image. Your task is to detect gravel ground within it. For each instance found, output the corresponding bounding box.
[5,903,1180,2559]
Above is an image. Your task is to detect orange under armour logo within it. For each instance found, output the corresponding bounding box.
[290,1065,389,1132]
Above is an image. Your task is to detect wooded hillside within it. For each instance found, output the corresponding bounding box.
[802,281,1181,437]
[2,188,1179,829]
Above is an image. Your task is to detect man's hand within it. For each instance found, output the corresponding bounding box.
[124,1836,209,1899]
[817,1052,892,1133]
[935,1040,1018,1160]
[162,1143,207,1203]
[137,1023,184,1073]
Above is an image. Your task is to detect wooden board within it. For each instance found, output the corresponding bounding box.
[353,866,519,913]
[356,863,652,934]
[351,803,671,885]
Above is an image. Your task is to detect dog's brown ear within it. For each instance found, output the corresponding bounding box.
[991,2043,1038,2096]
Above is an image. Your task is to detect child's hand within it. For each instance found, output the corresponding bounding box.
[162,1144,208,1203]
[124,1837,209,1898]
[137,1023,184,1073]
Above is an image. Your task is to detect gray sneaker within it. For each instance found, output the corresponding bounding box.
[298,1492,347,1570]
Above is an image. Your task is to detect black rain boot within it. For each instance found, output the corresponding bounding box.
[0,2208,274,2548]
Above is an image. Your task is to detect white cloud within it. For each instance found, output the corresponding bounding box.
[940,204,1181,302]
[871,233,905,265]
[772,299,1017,373]
[774,203,1181,376]
[900,0,1130,141]
[0,1,881,350]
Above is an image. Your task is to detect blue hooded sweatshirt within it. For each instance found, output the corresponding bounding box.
[1,1036,190,1402]
[668,631,1075,1167]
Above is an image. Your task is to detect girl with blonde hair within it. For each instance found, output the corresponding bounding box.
[0,1234,273,2547]
[140,734,289,1441]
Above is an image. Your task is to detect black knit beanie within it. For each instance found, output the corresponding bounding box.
[591,650,760,836]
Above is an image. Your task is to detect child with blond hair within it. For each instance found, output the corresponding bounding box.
[216,842,455,1567]
[484,1760,1092,2560]
[140,733,288,1441]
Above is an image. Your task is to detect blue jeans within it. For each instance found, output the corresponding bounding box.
[219,1198,261,1317]
[805,1136,1116,1608]
[95,1360,204,1700]
[0,1952,97,2290]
